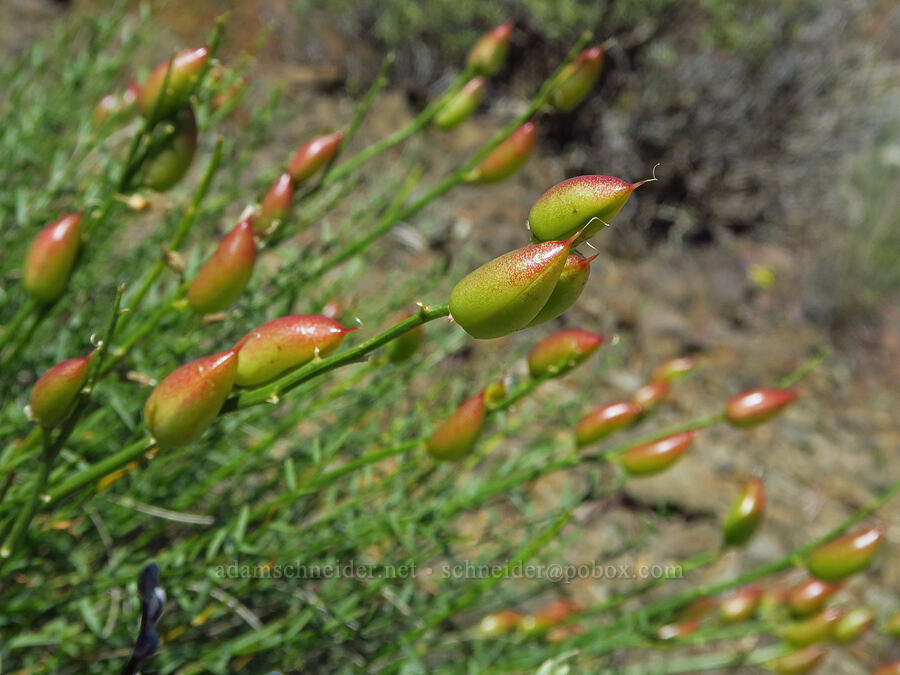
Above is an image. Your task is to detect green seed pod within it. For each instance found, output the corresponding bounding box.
[549,46,604,112]
[144,350,237,448]
[387,314,424,363]
[255,173,294,233]
[788,579,842,617]
[449,237,575,340]
[805,526,883,582]
[527,329,605,378]
[719,586,762,623]
[777,608,842,647]
[765,645,828,675]
[575,401,642,447]
[426,391,486,461]
[722,477,765,547]
[528,174,646,243]
[651,356,698,384]
[188,219,257,314]
[525,252,595,328]
[143,107,198,191]
[138,47,209,123]
[23,213,82,304]
[433,77,486,131]
[875,663,900,675]
[233,315,355,387]
[467,21,513,76]
[831,607,874,643]
[472,121,537,184]
[725,388,799,427]
[28,354,92,428]
[474,609,522,638]
[631,379,669,411]
[620,430,696,477]
[287,133,343,184]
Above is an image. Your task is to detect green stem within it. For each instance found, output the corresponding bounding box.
[0,298,36,353]
[0,431,55,563]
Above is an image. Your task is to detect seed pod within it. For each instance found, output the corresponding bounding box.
[387,314,424,363]
[29,354,92,428]
[188,219,257,314]
[883,610,900,637]
[765,645,828,675]
[23,213,82,304]
[875,662,900,675]
[788,579,842,617]
[546,624,583,643]
[138,47,209,123]
[233,315,355,387]
[143,107,198,191]
[433,77,486,131]
[528,174,646,243]
[719,586,762,623]
[777,608,843,647]
[575,401,642,447]
[472,121,537,184]
[651,356,698,384]
[631,380,669,411]
[527,329,605,378]
[93,81,138,126]
[620,430,695,477]
[286,133,343,184]
[144,350,237,448]
[725,388,799,428]
[805,526,883,582]
[449,236,575,339]
[722,477,765,547]
[549,46,604,112]
[519,599,580,635]
[474,609,522,637]
[831,607,874,643]
[255,172,294,233]
[525,252,595,328]
[656,618,700,641]
[484,379,507,404]
[467,21,513,76]
[426,392,486,461]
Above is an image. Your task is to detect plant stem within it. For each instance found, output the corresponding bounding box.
[0,298,36,353]
[0,430,55,563]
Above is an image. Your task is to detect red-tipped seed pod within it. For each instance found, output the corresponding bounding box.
[719,586,762,623]
[526,252,595,328]
[93,81,139,126]
[651,356,698,384]
[620,430,696,477]
[765,645,828,675]
[29,355,92,428]
[528,174,646,243]
[23,213,82,304]
[722,477,765,547]
[433,77,486,131]
[549,46,604,112]
[143,107,198,191]
[387,314,424,363]
[725,388,799,427]
[575,401,642,447]
[831,607,874,643]
[631,380,669,411]
[233,315,355,387]
[472,121,537,184]
[656,618,700,641]
[138,47,209,123]
[426,392,486,461]
[805,526,884,582]
[255,172,294,233]
[188,219,257,315]
[527,329,605,378]
[287,133,343,184]
[777,608,843,647]
[474,609,522,637]
[144,350,237,448]
[788,579,842,617]
[467,21,513,76]
[518,599,580,635]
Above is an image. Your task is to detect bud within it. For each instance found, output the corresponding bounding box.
[725,388,799,428]
[777,608,842,647]
[722,477,765,547]
[188,219,257,314]
[467,21,513,76]
[23,213,82,304]
[144,350,237,448]
[805,526,883,582]
[765,646,828,675]
[474,609,522,637]
[525,252,594,327]
[519,599,580,635]
[286,133,343,184]
[631,380,669,411]
[719,586,762,623]
[143,107,198,191]
[651,356,698,384]
[527,329,605,378]
[875,662,900,675]
[233,315,355,387]
[138,47,209,123]
[449,236,575,339]
[255,172,294,233]
[831,606,874,643]
[387,314,424,363]
[29,355,92,428]
[788,579,842,617]
[619,430,695,477]
[433,77,486,131]
[528,174,645,243]
[471,121,537,184]
[426,391,486,461]
[549,46,604,112]
[575,401,642,447]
